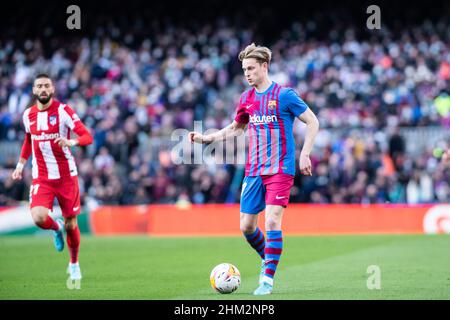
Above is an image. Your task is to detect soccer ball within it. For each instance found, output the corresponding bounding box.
[210,263,241,294]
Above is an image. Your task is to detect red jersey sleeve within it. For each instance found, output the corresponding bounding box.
[20,133,32,160]
[73,122,93,146]
[234,93,249,124]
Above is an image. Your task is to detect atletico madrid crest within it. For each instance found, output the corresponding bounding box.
[49,115,57,126]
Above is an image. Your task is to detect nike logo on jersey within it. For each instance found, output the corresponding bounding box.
[29,121,36,126]
[246,104,253,109]
[275,195,285,200]
[73,206,80,211]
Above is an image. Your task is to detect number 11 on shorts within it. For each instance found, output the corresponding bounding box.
[29,184,40,203]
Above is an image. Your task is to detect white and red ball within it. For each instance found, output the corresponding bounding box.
[210,263,241,294]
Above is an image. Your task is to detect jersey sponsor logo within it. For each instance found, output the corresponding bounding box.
[249,114,278,124]
[49,115,57,126]
[31,132,60,141]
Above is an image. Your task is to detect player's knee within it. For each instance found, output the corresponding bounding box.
[240,223,256,234]
[30,208,47,225]
[64,218,77,230]
[32,215,46,226]
[265,217,281,231]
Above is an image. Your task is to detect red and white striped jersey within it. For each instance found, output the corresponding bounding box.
[21,99,92,180]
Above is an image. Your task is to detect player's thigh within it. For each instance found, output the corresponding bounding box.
[56,176,81,219]
[240,176,266,215]
[29,180,55,221]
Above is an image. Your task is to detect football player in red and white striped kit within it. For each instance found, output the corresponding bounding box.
[12,74,93,281]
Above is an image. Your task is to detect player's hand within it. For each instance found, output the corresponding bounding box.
[299,152,312,176]
[11,167,23,180]
[54,137,76,147]
[188,132,210,144]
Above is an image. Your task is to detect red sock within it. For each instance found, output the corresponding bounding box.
[66,226,80,263]
[37,215,60,231]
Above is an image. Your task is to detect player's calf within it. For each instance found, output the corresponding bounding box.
[262,230,283,289]
[64,216,80,264]
[243,228,266,260]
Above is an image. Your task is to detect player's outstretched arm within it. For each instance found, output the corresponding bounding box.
[189,121,247,144]
[297,108,320,176]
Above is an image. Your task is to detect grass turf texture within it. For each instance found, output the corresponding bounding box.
[0,234,449,299]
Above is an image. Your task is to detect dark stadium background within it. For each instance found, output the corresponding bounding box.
[1,0,448,207]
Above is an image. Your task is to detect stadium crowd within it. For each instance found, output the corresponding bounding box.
[1,9,449,207]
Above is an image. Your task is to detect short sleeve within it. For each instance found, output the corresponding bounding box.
[281,88,308,117]
[22,109,30,133]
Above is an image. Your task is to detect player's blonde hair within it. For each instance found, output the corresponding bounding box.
[238,43,272,65]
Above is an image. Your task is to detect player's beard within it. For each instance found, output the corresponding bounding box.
[36,93,53,104]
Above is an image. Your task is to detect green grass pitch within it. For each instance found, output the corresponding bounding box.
[1,234,449,299]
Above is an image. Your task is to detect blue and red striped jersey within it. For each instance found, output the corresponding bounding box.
[234,82,308,176]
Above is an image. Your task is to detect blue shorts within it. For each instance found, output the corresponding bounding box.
[240,174,294,214]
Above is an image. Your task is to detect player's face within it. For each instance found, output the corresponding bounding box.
[33,78,54,104]
[242,58,267,87]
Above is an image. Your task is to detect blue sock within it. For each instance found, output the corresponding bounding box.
[263,230,283,284]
